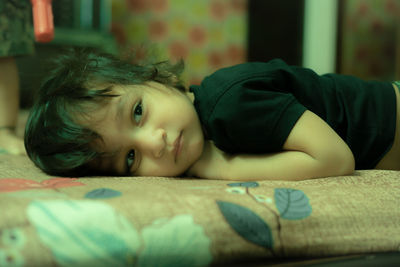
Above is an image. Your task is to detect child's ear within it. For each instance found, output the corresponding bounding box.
[169,73,179,84]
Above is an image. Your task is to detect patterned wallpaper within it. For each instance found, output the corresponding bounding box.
[111,0,248,86]
[339,0,399,80]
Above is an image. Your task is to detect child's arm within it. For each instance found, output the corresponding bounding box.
[187,110,355,181]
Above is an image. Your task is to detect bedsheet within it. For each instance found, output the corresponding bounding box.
[0,154,399,266]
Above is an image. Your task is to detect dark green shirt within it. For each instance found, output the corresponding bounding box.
[190,59,396,169]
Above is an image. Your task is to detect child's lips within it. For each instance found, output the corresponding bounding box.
[173,131,183,162]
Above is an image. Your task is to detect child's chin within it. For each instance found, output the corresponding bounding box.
[190,138,205,160]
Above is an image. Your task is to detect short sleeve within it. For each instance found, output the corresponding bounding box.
[190,60,312,154]
[203,77,307,153]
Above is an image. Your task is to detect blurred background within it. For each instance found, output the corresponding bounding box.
[16,0,400,109]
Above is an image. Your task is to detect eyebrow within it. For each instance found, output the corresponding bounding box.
[115,96,126,124]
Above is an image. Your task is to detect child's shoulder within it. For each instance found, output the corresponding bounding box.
[210,59,288,78]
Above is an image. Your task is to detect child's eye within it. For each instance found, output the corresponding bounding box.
[133,101,143,124]
[126,149,136,172]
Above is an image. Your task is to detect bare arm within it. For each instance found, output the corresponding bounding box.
[187,110,355,180]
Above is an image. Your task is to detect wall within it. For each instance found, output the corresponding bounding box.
[111,0,248,86]
[302,0,399,80]
[247,0,305,66]
[302,0,338,74]
[338,0,399,80]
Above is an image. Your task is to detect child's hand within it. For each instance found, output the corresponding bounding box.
[186,140,233,179]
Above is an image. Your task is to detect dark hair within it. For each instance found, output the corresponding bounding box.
[24,48,185,177]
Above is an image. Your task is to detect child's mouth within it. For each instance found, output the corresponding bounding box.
[173,131,183,162]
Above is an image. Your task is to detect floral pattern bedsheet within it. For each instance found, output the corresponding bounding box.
[1,154,400,266]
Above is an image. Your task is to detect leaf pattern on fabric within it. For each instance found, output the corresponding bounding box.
[227,182,259,188]
[254,194,273,204]
[138,215,213,267]
[27,200,140,267]
[274,188,312,220]
[84,188,122,199]
[217,201,273,249]
[0,178,85,193]
[225,187,246,195]
[27,201,212,267]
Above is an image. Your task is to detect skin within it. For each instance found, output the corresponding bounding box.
[82,81,400,180]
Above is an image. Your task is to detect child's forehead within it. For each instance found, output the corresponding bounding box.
[109,82,162,96]
[111,82,171,96]
[109,84,140,94]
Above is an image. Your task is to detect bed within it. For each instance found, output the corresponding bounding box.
[1,149,400,266]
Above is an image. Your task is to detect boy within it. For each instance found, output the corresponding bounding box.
[24,49,400,180]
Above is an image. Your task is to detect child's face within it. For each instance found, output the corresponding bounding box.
[84,81,204,177]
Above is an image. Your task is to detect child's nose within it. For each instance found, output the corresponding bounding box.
[139,128,167,158]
